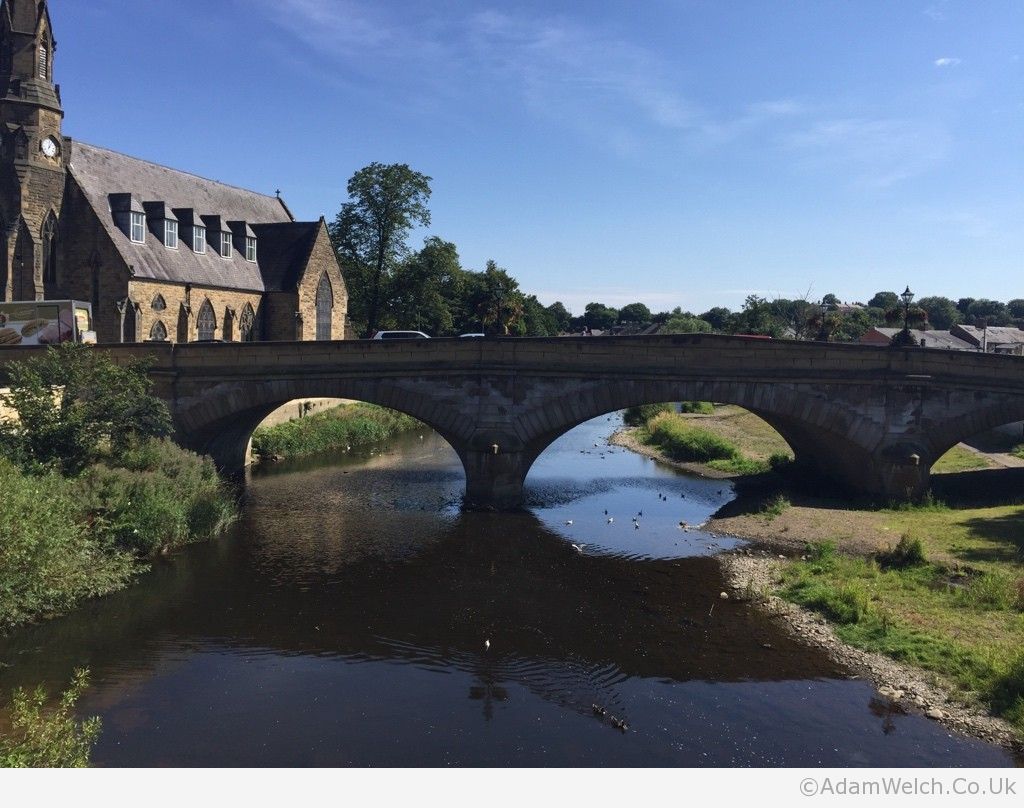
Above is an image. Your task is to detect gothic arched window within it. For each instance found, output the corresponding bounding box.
[315,273,333,341]
[196,299,216,341]
[152,294,166,311]
[150,320,168,342]
[239,303,256,342]
[41,212,57,286]
[120,298,137,344]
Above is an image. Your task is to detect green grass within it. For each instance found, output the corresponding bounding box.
[932,445,994,473]
[779,543,1024,733]
[1012,444,1024,461]
[623,403,674,426]
[252,403,421,458]
[759,493,791,522]
[643,412,739,462]
[678,401,715,414]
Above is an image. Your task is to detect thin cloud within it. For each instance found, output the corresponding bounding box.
[934,57,961,67]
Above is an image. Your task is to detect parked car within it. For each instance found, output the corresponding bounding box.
[371,330,431,340]
[459,333,485,338]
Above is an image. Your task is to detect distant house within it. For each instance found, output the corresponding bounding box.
[859,327,976,351]
[950,325,1024,356]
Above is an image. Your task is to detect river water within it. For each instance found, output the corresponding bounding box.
[0,415,1017,766]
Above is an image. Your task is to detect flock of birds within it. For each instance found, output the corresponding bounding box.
[559,502,720,556]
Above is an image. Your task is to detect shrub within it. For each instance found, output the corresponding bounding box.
[0,669,101,768]
[644,412,738,462]
[77,440,235,556]
[760,494,790,521]
[0,343,171,475]
[0,457,135,629]
[623,403,673,426]
[768,452,794,471]
[876,534,927,569]
[678,401,714,414]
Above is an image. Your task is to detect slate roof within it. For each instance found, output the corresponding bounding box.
[251,221,321,292]
[68,141,295,292]
[953,324,1024,348]
[863,328,976,351]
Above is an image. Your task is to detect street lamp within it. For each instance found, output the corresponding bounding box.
[818,300,829,342]
[900,286,914,336]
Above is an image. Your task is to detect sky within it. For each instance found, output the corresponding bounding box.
[55,0,1023,315]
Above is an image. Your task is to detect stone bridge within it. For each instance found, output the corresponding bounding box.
[3,335,1024,509]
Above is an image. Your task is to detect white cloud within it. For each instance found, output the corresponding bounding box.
[934,57,961,67]
[783,117,950,188]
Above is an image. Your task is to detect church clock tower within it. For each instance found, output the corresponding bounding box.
[0,0,64,301]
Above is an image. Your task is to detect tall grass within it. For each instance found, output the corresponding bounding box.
[252,403,421,458]
[643,411,739,462]
[623,403,673,427]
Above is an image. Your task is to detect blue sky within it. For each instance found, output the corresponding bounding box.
[57,1,1022,314]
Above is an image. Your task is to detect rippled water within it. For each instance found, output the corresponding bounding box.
[0,415,1017,766]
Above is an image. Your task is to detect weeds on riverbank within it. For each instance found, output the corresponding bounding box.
[252,403,421,459]
[0,669,100,768]
[779,540,1024,733]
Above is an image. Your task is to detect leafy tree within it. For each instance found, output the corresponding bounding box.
[519,295,558,336]
[329,163,432,337]
[956,297,975,316]
[0,344,172,475]
[967,299,1011,327]
[388,237,462,335]
[617,302,652,325]
[661,313,712,334]
[583,302,618,331]
[1008,299,1024,320]
[868,291,899,310]
[469,261,525,336]
[699,307,731,331]
[916,296,961,330]
[545,302,572,334]
[821,293,840,308]
[730,295,784,337]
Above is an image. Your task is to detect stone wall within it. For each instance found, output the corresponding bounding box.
[128,279,263,343]
[294,220,348,341]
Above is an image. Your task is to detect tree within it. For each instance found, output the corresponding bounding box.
[388,237,463,335]
[916,296,961,330]
[0,343,172,475]
[520,295,558,336]
[730,295,784,337]
[545,302,572,334]
[661,313,712,334]
[699,307,731,331]
[868,291,899,310]
[617,302,652,326]
[329,163,432,337]
[966,299,1011,327]
[583,302,618,331]
[469,261,525,336]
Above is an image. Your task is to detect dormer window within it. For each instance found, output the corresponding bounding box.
[220,231,233,258]
[38,45,48,80]
[193,225,206,253]
[130,212,145,243]
[245,236,257,262]
[164,220,178,249]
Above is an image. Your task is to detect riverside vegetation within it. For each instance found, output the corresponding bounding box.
[0,345,237,766]
[251,401,421,459]
[622,402,1024,738]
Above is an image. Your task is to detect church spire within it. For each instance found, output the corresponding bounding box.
[0,0,60,113]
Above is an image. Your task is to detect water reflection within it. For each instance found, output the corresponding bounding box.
[0,418,1017,766]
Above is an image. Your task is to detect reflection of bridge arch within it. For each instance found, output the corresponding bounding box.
[3,334,1024,508]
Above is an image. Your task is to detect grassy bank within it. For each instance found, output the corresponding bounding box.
[779,537,1024,733]
[0,439,236,631]
[630,406,791,475]
[251,402,421,459]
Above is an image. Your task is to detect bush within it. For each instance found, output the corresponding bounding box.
[0,457,136,629]
[77,440,235,556]
[678,401,714,414]
[876,534,927,570]
[252,403,420,458]
[644,412,738,462]
[761,494,790,521]
[0,343,171,475]
[0,669,100,768]
[768,452,794,471]
[623,403,673,426]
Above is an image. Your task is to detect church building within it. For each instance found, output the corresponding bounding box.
[0,0,348,343]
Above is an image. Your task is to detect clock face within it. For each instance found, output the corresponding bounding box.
[41,137,58,158]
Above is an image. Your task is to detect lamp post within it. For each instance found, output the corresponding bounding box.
[818,300,829,342]
[900,286,914,338]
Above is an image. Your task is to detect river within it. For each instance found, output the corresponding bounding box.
[0,414,1017,766]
